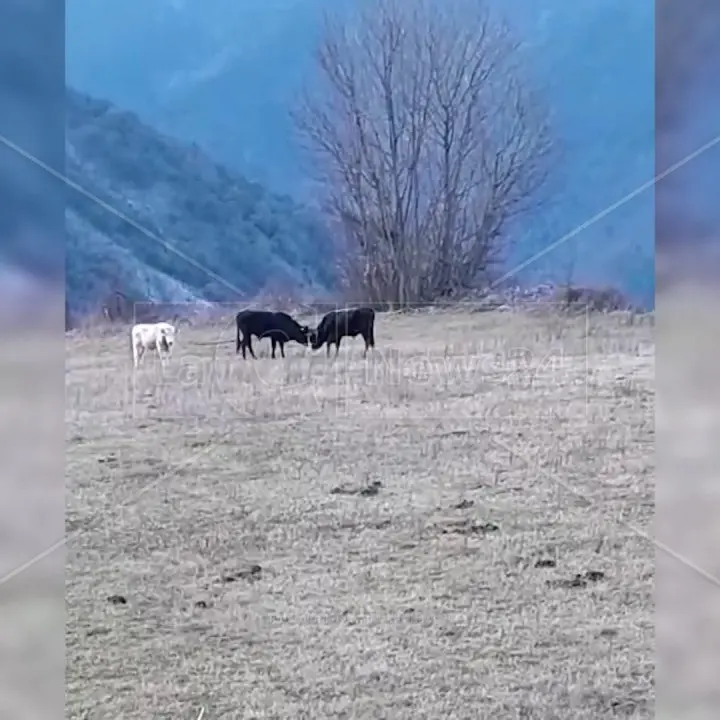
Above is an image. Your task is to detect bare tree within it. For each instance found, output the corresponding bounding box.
[295,0,554,306]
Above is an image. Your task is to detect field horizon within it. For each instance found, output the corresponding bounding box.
[66,306,654,718]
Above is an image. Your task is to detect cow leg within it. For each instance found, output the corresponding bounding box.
[247,336,257,359]
[271,337,277,359]
[326,343,332,357]
[279,341,285,359]
[158,345,169,371]
[363,332,371,357]
[335,337,342,356]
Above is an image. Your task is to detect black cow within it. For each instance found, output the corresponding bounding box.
[235,310,310,359]
[310,307,376,357]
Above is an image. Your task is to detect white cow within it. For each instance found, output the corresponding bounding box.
[131,322,177,368]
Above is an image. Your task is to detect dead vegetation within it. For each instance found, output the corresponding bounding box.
[66,306,653,718]
[296,0,554,305]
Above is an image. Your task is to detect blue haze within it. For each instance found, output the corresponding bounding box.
[66,0,654,307]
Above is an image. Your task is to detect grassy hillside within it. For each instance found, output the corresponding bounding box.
[66,88,335,313]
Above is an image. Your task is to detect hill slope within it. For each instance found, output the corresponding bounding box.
[66,0,654,307]
[66,88,335,313]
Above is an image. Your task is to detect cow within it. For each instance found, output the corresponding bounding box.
[131,321,176,368]
[235,310,310,359]
[309,307,376,357]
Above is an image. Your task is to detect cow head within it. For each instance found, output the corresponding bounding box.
[309,327,323,350]
[159,325,176,352]
[310,315,332,350]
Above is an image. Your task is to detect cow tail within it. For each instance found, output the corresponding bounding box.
[368,313,376,347]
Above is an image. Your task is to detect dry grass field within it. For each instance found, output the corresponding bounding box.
[66,306,654,719]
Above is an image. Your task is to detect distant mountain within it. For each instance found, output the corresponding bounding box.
[66,0,654,307]
[66,0,336,195]
[65,88,335,314]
